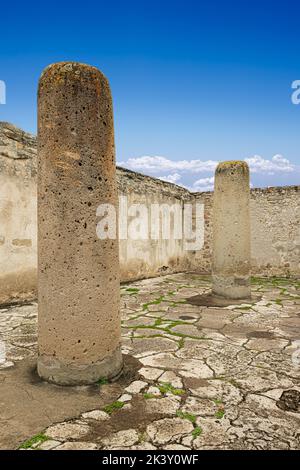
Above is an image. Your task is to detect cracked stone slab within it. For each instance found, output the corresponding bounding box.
[138,367,163,381]
[81,410,110,421]
[130,337,178,357]
[159,371,183,388]
[193,417,231,448]
[38,440,61,450]
[56,441,98,450]
[101,429,140,448]
[118,393,132,402]
[1,273,300,450]
[187,378,243,406]
[181,396,219,416]
[246,338,289,351]
[145,396,180,415]
[146,417,194,445]
[140,352,214,379]
[45,423,90,440]
[125,380,148,394]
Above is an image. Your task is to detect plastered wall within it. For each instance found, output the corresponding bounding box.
[0,122,299,303]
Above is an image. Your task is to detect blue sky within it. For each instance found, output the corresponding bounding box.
[0,0,300,190]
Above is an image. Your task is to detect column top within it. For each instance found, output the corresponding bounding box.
[38,61,109,92]
[216,160,249,175]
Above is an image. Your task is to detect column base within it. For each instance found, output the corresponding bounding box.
[212,274,251,300]
[37,346,123,386]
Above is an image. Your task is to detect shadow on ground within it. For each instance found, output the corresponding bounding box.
[0,355,140,449]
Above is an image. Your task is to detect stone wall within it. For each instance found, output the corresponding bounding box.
[193,186,300,277]
[0,122,299,303]
[117,167,194,281]
[250,186,300,276]
[0,123,37,303]
[0,123,194,303]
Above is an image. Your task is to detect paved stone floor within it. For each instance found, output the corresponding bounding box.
[1,273,300,450]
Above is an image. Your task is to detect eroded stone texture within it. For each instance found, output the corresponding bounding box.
[37,62,122,384]
[212,161,251,299]
[1,273,300,450]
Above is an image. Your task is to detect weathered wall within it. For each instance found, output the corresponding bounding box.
[250,186,300,276]
[0,122,299,303]
[0,123,37,303]
[0,123,194,303]
[193,186,300,277]
[117,167,193,281]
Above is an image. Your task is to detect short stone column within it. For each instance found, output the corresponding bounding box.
[37,62,122,385]
[212,161,251,299]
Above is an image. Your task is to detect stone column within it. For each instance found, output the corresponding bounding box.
[37,62,122,385]
[212,161,251,299]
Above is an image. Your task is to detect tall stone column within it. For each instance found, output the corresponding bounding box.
[212,161,251,299]
[37,62,122,385]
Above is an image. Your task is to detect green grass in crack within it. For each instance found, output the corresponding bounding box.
[168,300,187,306]
[103,401,124,414]
[213,398,223,406]
[142,296,165,310]
[96,377,108,386]
[19,434,49,449]
[125,287,140,295]
[143,393,158,399]
[158,382,185,396]
[228,378,240,388]
[132,327,206,341]
[127,317,206,341]
[192,426,203,438]
[251,276,300,289]
[215,409,225,419]
[138,431,147,443]
[176,410,197,423]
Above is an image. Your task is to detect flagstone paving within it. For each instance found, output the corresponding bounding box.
[1,274,300,450]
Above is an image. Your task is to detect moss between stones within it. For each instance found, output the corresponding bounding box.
[125,288,140,295]
[19,433,48,449]
[143,393,158,399]
[215,409,225,419]
[213,398,223,405]
[192,426,203,438]
[176,410,197,423]
[158,382,185,396]
[96,377,108,386]
[103,401,124,414]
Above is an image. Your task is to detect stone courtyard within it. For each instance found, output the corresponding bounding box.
[1,62,299,453]
[1,273,299,450]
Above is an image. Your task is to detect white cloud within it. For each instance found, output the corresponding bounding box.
[118,154,297,191]
[245,154,294,174]
[158,173,182,184]
[191,176,214,192]
[118,156,218,173]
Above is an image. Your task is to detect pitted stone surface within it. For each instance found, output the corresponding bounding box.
[146,418,194,445]
[56,442,98,450]
[212,161,251,299]
[37,62,122,384]
[45,423,90,440]
[1,273,300,450]
[81,410,109,421]
[145,396,180,415]
[125,380,148,394]
[101,429,139,448]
